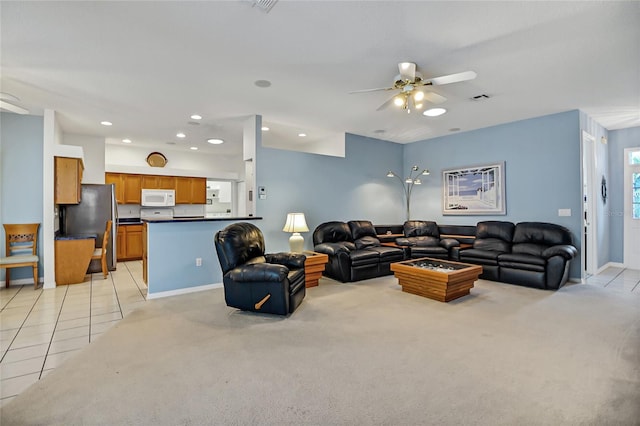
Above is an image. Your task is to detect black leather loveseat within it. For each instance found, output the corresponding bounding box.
[455,221,577,290]
[394,220,460,260]
[313,220,405,282]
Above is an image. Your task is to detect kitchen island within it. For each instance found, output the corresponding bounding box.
[142,217,262,299]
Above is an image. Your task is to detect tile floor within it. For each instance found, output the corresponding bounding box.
[0,263,638,407]
[1,261,146,406]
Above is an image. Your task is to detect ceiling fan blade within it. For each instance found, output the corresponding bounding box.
[423,92,447,104]
[398,62,416,82]
[427,71,477,86]
[376,94,397,111]
[349,86,395,94]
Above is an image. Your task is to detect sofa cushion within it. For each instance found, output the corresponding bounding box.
[403,220,440,238]
[355,236,380,249]
[512,243,547,257]
[364,246,405,260]
[348,220,377,240]
[513,222,573,246]
[313,221,352,245]
[499,253,546,268]
[473,221,515,252]
[349,249,379,266]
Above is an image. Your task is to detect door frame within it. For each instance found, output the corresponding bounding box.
[581,131,597,278]
[623,147,640,269]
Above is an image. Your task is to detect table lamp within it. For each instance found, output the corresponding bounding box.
[282,212,309,253]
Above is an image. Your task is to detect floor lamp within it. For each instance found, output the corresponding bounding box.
[386,165,430,221]
[283,212,309,253]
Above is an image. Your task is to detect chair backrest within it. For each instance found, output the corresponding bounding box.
[214,222,266,273]
[3,223,40,257]
[101,220,112,252]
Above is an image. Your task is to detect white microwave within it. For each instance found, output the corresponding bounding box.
[141,189,176,207]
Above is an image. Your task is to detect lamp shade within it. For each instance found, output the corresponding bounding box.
[282,213,309,233]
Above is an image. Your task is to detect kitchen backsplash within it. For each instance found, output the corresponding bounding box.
[117,204,205,218]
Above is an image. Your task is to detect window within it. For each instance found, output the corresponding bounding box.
[634,172,640,219]
[631,151,640,165]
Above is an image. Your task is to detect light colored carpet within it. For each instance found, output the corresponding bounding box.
[2,276,639,425]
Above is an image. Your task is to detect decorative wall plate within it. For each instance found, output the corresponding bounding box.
[146,152,167,167]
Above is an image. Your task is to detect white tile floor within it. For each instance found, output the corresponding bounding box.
[0,263,638,407]
[0,261,146,406]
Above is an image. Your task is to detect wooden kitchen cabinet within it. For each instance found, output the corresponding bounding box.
[141,175,175,190]
[105,172,124,204]
[123,174,142,204]
[176,176,206,204]
[117,224,143,261]
[55,157,84,204]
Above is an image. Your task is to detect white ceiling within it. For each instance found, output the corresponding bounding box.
[1,1,639,157]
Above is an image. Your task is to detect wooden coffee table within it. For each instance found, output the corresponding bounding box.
[390,257,482,302]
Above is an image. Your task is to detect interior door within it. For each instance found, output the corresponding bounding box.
[623,148,640,269]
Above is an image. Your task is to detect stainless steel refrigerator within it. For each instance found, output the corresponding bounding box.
[60,184,118,272]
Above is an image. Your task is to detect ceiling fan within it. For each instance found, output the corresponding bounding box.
[349,62,477,114]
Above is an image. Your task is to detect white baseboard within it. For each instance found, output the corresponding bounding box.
[597,262,624,274]
[0,277,42,287]
[146,283,223,300]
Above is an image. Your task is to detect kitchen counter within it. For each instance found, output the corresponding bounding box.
[141,216,261,223]
[143,217,262,299]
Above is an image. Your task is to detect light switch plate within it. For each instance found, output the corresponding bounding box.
[558,209,571,217]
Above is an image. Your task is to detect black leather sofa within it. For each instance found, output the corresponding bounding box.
[455,221,577,290]
[394,220,460,259]
[313,220,405,282]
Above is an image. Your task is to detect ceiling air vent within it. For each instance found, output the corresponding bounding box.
[471,94,490,101]
[251,0,278,13]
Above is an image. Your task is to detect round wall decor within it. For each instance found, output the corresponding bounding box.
[146,152,167,167]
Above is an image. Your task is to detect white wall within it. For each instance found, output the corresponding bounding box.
[64,134,105,183]
[105,142,243,180]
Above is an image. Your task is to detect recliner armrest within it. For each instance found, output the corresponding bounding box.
[542,245,577,260]
[265,252,306,269]
[314,242,353,255]
[440,238,460,250]
[227,263,288,282]
[395,237,412,247]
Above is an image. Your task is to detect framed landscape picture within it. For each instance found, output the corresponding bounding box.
[442,162,506,215]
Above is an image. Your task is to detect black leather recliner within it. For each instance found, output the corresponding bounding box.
[458,221,515,281]
[395,220,460,259]
[313,220,404,282]
[214,222,306,316]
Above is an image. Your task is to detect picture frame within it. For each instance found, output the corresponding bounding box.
[442,162,506,215]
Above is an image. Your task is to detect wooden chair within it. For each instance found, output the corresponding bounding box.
[91,220,112,279]
[1,223,40,289]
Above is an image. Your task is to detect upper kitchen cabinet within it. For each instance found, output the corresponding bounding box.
[141,175,175,190]
[105,172,124,204]
[123,174,142,204]
[55,157,84,204]
[176,177,206,204]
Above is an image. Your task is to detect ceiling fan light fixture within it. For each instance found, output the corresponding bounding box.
[393,96,404,107]
[423,107,447,117]
[413,91,425,101]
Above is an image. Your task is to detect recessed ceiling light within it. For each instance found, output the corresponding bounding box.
[176,132,186,138]
[298,133,307,137]
[254,80,272,88]
[423,108,447,117]
[190,114,202,120]
[122,139,132,143]
[101,121,112,126]
[261,126,270,131]
[207,138,224,145]
[190,146,198,150]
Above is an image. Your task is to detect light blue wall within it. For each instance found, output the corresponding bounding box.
[255,133,404,253]
[608,126,640,263]
[0,112,45,281]
[403,110,583,279]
